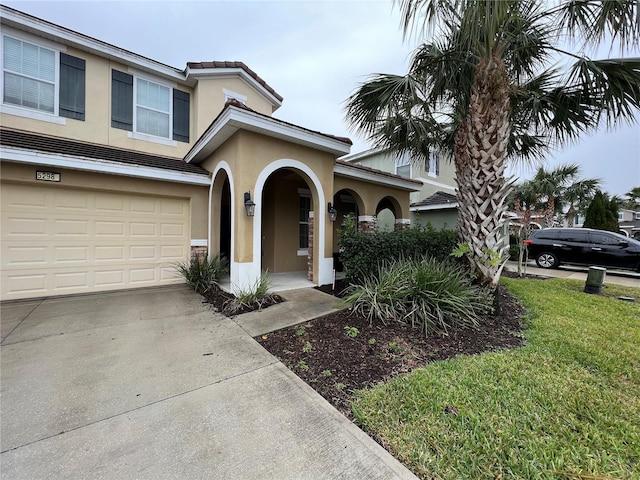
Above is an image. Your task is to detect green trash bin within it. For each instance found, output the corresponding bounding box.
[584,266,606,294]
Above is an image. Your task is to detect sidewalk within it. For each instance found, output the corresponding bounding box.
[504,261,640,288]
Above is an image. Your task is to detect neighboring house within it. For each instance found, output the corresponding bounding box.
[0,6,421,301]
[618,209,640,239]
[341,147,458,230]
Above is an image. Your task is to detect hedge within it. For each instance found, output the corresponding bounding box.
[338,221,458,283]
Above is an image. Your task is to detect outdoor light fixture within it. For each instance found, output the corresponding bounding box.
[328,202,338,222]
[244,191,256,217]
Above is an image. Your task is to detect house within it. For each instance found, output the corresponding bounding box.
[618,209,640,239]
[0,6,421,301]
[340,147,458,230]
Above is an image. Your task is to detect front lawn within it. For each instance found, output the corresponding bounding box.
[352,278,640,480]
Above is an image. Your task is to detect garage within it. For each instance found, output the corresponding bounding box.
[1,182,190,300]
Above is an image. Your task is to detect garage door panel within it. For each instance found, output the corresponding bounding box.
[54,246,89,263]
[1,183,190,300]
[53,271,89,290]
[55,219,90,236]
[130,222,156,237]
[5,216,49,237]
[4,246,48,266]
[94,193,125,212]
[4,273,48,296]
[94,270,126,287]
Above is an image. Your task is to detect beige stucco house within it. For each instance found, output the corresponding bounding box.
[0,6,421,301]
[341,148,458,230]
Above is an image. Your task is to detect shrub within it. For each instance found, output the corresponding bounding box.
[224,272,280,315]
[175,253,228,293]
[338,222,458,283]
[341,257,492,335]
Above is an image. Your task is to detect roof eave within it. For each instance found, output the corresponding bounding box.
[333,163,421,192]
[1,146,211,186]
[185,106,351,163]
[410,202,459,212]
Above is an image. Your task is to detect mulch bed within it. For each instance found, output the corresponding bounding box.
[256,281,528,418]
[202,287,284,316]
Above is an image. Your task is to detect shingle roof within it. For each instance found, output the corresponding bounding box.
[187,61,283,102]
[0,128,209,176]
[411,191,458,207]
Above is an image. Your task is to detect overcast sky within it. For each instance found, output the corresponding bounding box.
[4,0,640,197]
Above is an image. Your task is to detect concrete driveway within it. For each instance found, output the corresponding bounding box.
[1,286,416,480]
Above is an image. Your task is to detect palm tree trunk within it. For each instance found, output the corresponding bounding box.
[454,54,511,287]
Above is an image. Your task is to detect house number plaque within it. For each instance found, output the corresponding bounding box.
[36,171,61,182]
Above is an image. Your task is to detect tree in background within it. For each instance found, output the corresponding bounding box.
[345,0,640,287]
[622,187,640,210]
[584,191,620,232]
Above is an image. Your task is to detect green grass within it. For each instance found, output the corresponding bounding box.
[352,278,640,480]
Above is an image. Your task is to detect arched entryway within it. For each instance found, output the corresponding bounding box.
[376,195,403,231]
[261,168,315,276]
[210,164,234,268]
[252,159,332,288]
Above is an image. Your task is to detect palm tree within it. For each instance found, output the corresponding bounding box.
[564,178,600,227]
[345,0,640,286]
[623,186,640,210]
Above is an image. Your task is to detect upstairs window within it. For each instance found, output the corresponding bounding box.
[136,78,170,138]
[111,69,190,143]
[426,150,440,176]
[395,154,411,177]
[2,35,85,121]
[3,36,55,113]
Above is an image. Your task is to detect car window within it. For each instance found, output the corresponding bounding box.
[557,231,589,243]
[533,230,558,240]
[590,232,620,245]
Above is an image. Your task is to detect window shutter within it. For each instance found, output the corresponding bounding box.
[173,89,190,143]
[111,70,133,130]
[435,152,440,176]
[59,53,85,121]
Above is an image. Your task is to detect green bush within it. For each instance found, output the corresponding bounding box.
[175,253,228,293]
[224,272,279,315]
[340,257,492,335]
[338,222,458,283]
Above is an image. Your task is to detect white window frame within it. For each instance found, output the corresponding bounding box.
[297,188,311,256]
[618,212,624,221]
[0,31,65,125]
[395,154,411,177]
[127,71,177,146]
[635,212,640,221]
[426,150,440,177]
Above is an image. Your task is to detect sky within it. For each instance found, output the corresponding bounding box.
[3,0,640,198]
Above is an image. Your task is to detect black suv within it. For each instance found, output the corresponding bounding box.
[524,228,640,272]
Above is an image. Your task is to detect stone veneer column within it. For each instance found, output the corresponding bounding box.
[307,211,314,281]
[358,215,377,234]
[394,218,411,231]
[190,246,208,259]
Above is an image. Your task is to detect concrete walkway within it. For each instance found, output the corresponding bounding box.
[0,285,417,480]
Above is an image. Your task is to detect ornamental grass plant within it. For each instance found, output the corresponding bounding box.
[341,257,492,335]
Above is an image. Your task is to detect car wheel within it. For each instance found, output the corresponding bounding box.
[535,252,559,269]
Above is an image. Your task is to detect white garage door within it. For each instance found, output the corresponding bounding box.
[1,183,190,300]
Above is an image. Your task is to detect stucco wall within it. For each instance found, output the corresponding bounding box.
[412,209,458,230]
[1,27,276,160]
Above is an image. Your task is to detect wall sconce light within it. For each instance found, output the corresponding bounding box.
[328,202,338,222]
[244,191,256,217]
